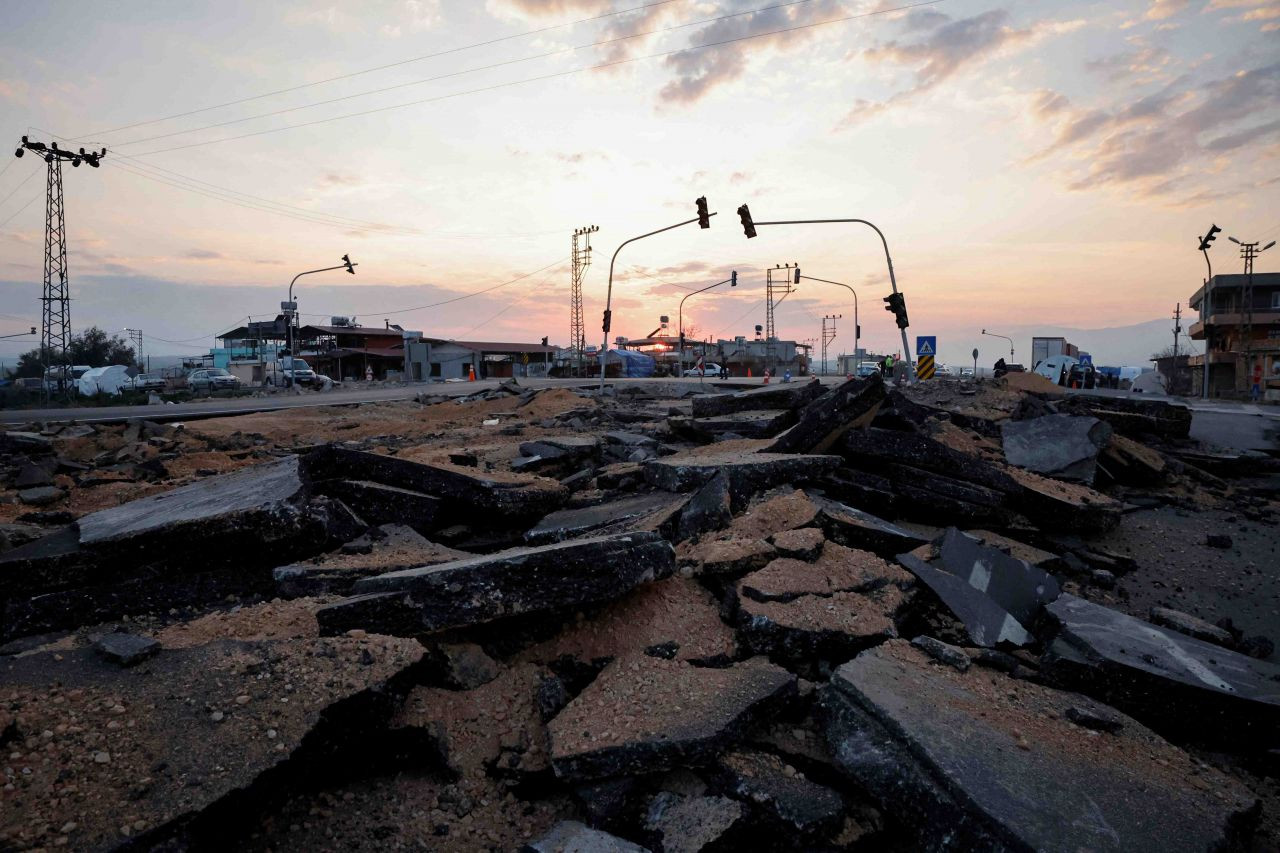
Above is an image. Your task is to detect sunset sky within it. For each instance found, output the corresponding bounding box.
[1,0,1277,367]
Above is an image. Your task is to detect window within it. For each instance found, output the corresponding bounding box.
[1271,291,1280,310]
[430,362,441,377]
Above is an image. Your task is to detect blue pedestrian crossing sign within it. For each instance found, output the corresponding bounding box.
[916,336,936,357]
[1079,353,1093,366]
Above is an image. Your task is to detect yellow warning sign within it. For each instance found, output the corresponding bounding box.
[917,354,936,380]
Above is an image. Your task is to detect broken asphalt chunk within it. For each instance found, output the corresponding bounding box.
[936,528,1060,629]
[1001,413,1112,484]
[712,749,845,838]
[318,532,675,636]
[93,631,161,667]
[645,450,840,510]
[765,373,886,454]
[690,379,825,418]
[523,821,650,853]
[548,656,795,781]
[805,492,928,558]
[643,792,745,853]
[525,492,688,545]
[316,479,441,531]
[897,552,1031,648]
[821,640,1260,852]
[669,409,797,441]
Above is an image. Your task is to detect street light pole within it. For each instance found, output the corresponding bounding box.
[798,275,858,375]
[678,273,736,378]
[600,208,716,392]
[980,329,1014,360]
[743,215,914,382]
[286,255,356,382]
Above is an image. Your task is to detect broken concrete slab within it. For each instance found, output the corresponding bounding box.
[645,451,840,511]
[736,585,905,664]
[520,435,601,460]
[769,526,824,560]
[1042,594,1280,742]
[690,379,825,418]
[669,409,797,441]
[822,641,1260,853]
[805,493,929,558]
[525,493,688,545]
[273,525,471,597]
[16,486,64,506]
[765,373,886,454]
[643,792,745,853]
[548,656,795,781]
[93,631,161,666]
[1099,433,1167,486]
[936,528,1060,629]
[676,471,732,541]
[1001,413,1111,484]
[316,479,441,530]
[1057,393,1192,439]
[897,553,1032,648]
[524,821,650,853]
[712,749,845,838]
[677,537,776,577]
[1148,605,1238,648]
[0,630,424,851]
[318,532,675,635]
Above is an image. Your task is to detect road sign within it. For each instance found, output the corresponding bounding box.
[917,355,936,379]
[1079,353,1093,366]
[972,348,979,360]
[916,336,936,357]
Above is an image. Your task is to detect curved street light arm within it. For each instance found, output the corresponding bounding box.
[678,275,734,377]
[799,275,858,375]
[980,329,1014,358]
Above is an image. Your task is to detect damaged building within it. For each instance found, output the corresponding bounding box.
[0,370,1277,851]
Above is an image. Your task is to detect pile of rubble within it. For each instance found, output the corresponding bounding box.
[1,374,1277,851]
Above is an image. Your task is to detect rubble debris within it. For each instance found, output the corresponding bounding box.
[910,635,970,671]
[712,749,845,837]
[548,656,795,781]
[676,471,732,541]
[936,528,1061,629]
[690,379,825,418]
[1056,393,1192,439]
[735,583,906,666]
[0,628,424,850]
[676,537,776,577]
[317,479,441,530]
[768,526,824,560]
[805,492,929,557]
[645,450,840,510]
[1206,533,1233,549]
[421,641,502,690]
[273,524,470,597]
[93,631,161,666]
[668,409,796,441]
[643,791,745,853]
[897,552,1032,648]
[526,493,688,545]
[524,821,650,853]
[16,485,64,506]
[1148,605,1238,648]
[520,435,601,461]
[1099,433,1167,486]
[738,543,913,603]
[727,488,819,538]
[822,641,1261,852]
[1042,594,1280,742]
[765,373,886,454]
[1065,704,1126,734]
[1000,413,1112,484]
[318,532,676,635]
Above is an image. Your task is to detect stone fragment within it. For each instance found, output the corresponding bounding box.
[319,532,675,635]
[897,553,1031,648]
[14,462,54,488]
[910,635,970,671]
[645,452,840,510]
[676,471,732,541]
[1065,705,1125,734]
[690,379,825,418]
[93,632,160,666]
[548,656,795,781]
[643,792,744,853]
[1001,414,1111,484]
[1148,606,1237,648]
[422,641,501,690]
[523,821,650,853]
[17,486,64,506]
[769,527,825,560]
[526,493,687,545]
[1206,534,1232,549]
[766,373,886,454]
[712,749,844,837]
[822,641,1260,852]
[1043,594,1280,742]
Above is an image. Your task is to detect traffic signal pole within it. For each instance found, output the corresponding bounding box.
[599,202,716,392]
[1197,225,1220,399]
[739,214,915,382]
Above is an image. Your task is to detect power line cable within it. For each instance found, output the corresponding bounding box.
[109,0,821,149]
[0,170,38,209]
[127,0,945,156]
[70,0,687,140]
[0,192,40,229]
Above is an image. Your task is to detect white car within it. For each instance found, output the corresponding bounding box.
[122,373,167,392]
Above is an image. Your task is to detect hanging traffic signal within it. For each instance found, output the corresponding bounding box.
[737,204,756,239]
[793,265,800,284]
[541,336,549,347]
[1198,224,1220,252]
[602,309,612,333]
[883,292,909,329]
[342,254,356,274]
[731,270,737,286]
[696,196,710,229]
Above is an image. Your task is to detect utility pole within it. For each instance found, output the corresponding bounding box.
[765,263,798,341]
[1172,304,1181,361]
[1227,234,1275,395]
[124,328,144,371]
[570,225,596,376]
[1197,225,1220,399]
[821,314,840,376]
[13,136,105,398]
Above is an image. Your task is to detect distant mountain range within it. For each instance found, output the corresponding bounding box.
[994,318,1184,368]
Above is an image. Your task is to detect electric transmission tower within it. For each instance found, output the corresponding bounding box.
[13,136,106,395]
[765,263,798,341]
[570,225,597,375]
[1227,233,1275,391]
[124,328,144,370]
[822,314,840,376]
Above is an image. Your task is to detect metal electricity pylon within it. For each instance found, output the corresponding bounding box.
[821,314,840,376]
[765,263,798,341]
[570,225,597,375]
[13,136,105,396]
[1227,234,1275,389]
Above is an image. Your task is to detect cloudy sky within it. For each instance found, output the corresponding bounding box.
[0,0,1276,367]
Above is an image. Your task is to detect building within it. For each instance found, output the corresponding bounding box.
[214,316,408,383]
[713,336,811,377]
[404,339,556,381]
[1188,271,1280,398]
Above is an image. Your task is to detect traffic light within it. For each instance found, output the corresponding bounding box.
[696,196,710,229]
[1198,224,1220,252]
[731,270,737,286]
[883,292,909,329]
[793,265,800,284]
[342,254,356,274]
[541,336,548,347]
[602,309,612,334]
[737,204,756,239]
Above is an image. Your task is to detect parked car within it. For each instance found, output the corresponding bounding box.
[960,367,975,378]
[122,373,167,392]
[856,363,880,378]
[187,367,240,392]
[935,365,953,377]
[272,357,318,387]
[1032,355,1080,386]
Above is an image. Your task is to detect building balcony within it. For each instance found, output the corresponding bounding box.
[1188,312,1280,340]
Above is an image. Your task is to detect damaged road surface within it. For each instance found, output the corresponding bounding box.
[0,375,1276,850]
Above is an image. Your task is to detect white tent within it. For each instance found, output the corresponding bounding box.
[76,365,132,396]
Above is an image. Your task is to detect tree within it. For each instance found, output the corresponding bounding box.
[67,327,136,368]
[14,347,53,378]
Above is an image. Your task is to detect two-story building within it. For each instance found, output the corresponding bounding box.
[1188,271,1280,398]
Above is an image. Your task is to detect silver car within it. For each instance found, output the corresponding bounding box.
[187,368,240,392]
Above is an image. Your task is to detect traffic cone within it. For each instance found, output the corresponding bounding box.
[468,365,476,382]
[762,369,771,385]
[747,368,752,378]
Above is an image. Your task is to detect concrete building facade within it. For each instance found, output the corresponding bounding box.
[1188,271,1280,399]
